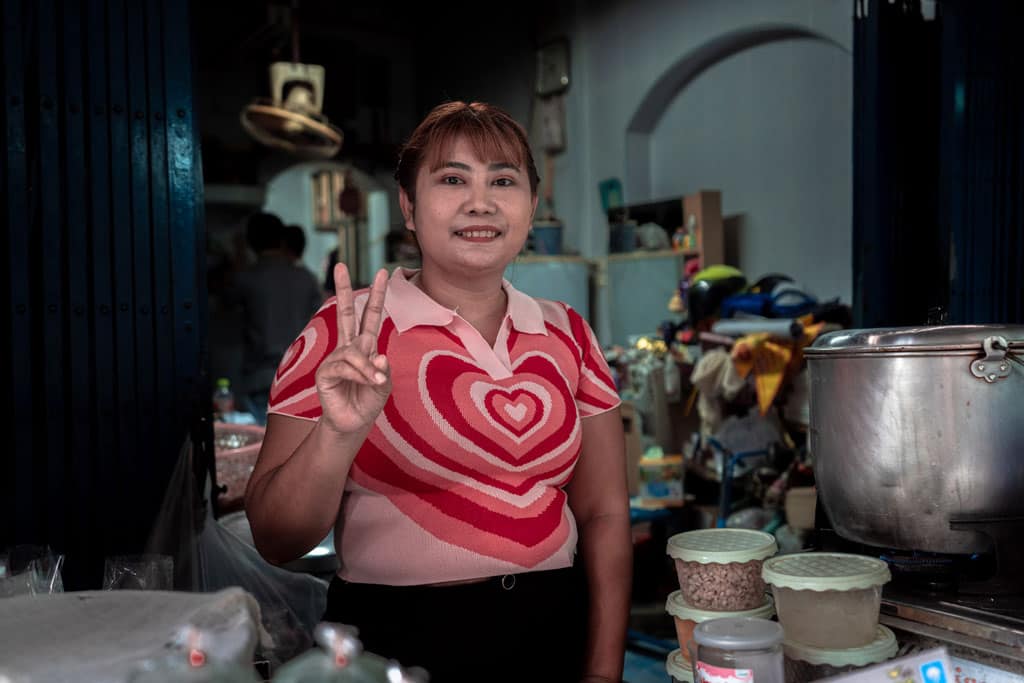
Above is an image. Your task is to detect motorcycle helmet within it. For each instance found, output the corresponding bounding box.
[687,265,747,327]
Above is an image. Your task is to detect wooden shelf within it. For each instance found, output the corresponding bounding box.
[515,253,590,265]
[607,248,699,263]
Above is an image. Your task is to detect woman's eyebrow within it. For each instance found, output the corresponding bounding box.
[439,161,520,172]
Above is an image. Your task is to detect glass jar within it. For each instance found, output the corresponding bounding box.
[692,617,784,683]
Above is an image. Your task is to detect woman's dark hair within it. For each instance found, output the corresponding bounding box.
[395,101,539,201]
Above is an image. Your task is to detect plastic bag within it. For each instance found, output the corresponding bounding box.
[0,544,65,597]
[146,436,328,668]
[103,554,174,591]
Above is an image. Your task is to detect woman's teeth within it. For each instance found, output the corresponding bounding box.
[456,230,499,238]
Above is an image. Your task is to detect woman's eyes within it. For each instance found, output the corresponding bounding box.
[440,175,516,187]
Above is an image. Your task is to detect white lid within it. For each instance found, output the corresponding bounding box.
[762,552,891,591]
[666,649,694,683]
[666,529,778,564]
[784,625,898,667]
[693,617,785,650]
[666,590,775,622]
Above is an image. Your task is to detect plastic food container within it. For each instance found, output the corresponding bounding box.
[692,617,785,683]
[784,625,898,682]
[667,529,778,611]
[666,649,694,683]
[665,590,775,663]
[762,552,891,649]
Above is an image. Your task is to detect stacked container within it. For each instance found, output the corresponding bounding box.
[761,552,896,681]
[665,529,778,673]
[666,648,694,683]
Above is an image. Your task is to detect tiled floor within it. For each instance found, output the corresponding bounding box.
[624,649,671,683]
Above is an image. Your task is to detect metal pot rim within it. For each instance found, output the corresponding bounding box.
[806,324,1024,356]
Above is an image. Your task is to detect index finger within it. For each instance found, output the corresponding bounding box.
[359,269,389,339]
[334,263,356,346]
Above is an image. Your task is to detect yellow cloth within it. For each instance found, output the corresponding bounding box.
[731,316,826,415]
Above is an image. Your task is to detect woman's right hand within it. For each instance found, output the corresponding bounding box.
[314,264,392,435]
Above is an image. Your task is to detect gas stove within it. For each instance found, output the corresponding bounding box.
[880,588,1024,681]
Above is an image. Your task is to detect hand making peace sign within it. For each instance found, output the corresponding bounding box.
[314,264,392,435]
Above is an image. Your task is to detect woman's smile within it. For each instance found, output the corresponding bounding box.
[453,224,503,241]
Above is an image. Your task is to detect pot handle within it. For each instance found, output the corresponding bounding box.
[970,336,1019,383]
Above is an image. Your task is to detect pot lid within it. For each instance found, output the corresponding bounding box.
[806,325,1024,355]
[784,626,898,666]
[667,529,778,564]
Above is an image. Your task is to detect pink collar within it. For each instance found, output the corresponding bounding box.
[385,269,547,335]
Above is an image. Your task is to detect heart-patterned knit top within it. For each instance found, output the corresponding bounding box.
[267,268,621,585]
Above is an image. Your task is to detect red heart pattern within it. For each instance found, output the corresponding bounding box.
[350,326,583,567]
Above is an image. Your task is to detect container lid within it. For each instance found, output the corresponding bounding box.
[666,591,775,622]
[784,625,898,667]
[762,552,891,591]
[666,649,694,683]
[692,617,784,650]
[667,529,778,564]
[806,325,1024,356]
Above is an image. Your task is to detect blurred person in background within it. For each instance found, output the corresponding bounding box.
[225,212,323,424]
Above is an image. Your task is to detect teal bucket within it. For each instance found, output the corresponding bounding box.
[531,221,563,255]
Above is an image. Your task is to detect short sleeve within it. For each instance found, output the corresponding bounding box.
[266,300,336,420]
[565,307,621,417]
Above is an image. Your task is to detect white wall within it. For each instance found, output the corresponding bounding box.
[650,37,852,302]
[551,0,853,340]
[263,162,390,287]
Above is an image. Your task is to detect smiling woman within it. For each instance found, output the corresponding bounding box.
[244,102,631,682]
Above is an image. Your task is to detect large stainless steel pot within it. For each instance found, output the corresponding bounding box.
[805,325,1024,554]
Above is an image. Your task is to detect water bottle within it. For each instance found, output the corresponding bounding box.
[212,378,235,419]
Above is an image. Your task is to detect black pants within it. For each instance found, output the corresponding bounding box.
[323,565,589,683]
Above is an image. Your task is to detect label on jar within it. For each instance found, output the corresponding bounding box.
[696,661,755,683]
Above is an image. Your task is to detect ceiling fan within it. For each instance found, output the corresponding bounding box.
[240,3,343,159]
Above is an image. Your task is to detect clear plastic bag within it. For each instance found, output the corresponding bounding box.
[103,554,174,591]
[273,624,429,683]
[0,544,65,597]
[146,436,328,668]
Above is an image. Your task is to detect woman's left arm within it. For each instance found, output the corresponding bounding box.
[567,407,632,683]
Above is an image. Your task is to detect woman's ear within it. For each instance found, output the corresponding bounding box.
[399,187,415,231]
[530,194,539,221]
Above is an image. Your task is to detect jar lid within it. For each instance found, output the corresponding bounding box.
[692,617,784,650]
[667,529,778,564]
[762,552,891,591]
[666,591,775,622]
[806,325,1024,356]
[666,649,694,683]
[784,626,898,667]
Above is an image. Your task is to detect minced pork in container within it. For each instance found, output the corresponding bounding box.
[762,552,891,649]
[667,529,778,611]
[665,590,775,663]
[666,649,694,683]
[784,625,899,683]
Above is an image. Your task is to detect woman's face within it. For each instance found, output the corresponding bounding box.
[400,136,537,279]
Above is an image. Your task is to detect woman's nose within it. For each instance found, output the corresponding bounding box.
[464,181,496,214]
